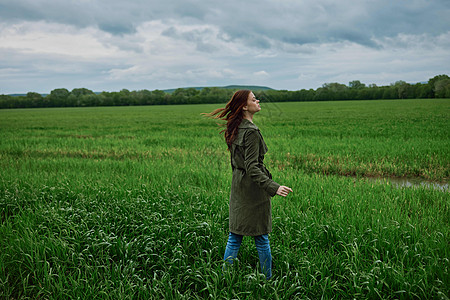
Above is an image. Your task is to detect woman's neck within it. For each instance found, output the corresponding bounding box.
[243,112,254,123]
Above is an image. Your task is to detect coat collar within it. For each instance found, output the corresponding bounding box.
[238,118,259,130]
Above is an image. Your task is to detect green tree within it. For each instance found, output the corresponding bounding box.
[349,80,366,89]
[26,92,43,107]
[416,83,433,98]
[434,79,450,98]
[428,75,449,90]
[394,80,411,99]
[428,75,450,98]
[151,90,168,105]
[0,95,16,108]
[322,83,349,100]
[171,88,200,104]
[71,88,95,97]
[381,86,397,99]
[47,88,70,107]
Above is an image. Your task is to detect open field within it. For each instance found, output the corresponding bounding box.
[1,99,449,299]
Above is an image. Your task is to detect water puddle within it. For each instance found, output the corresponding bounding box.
[364,176,449,192]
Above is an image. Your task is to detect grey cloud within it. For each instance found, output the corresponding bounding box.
[0,2,43,22]
[162,26,219,52]
[0,1,92,28]
[1,0,449,49]
[368,0,450,36]
[0,0,209,34]
[161,26,176,38]
[98,22,136,35]
[207,0,450,49]
[245,35,272,49]
[330,29,380,49]
[281,36,318,47]
[1,0,449,93]
[0,47,122,93]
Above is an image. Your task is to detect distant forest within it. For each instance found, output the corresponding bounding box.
[1,75,449,109]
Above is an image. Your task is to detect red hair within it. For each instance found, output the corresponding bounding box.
[203,89,251,149]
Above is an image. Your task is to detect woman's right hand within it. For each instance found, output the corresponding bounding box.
[276,185,293,197]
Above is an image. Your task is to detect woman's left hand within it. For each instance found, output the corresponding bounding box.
[276,186,293,197]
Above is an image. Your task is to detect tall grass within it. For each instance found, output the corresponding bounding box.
[0,99,449,299]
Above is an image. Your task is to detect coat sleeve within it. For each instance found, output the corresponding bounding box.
[244,130,280,197]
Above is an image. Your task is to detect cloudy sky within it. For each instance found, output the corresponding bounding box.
[1,0,449,94]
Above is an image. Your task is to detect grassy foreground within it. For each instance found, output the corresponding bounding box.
[0,99,449,299]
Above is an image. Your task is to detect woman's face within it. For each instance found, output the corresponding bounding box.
[245,92,261,114]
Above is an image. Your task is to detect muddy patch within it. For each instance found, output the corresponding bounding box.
[365,176,448,192]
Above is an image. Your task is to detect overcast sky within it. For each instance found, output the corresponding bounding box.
[1,0,449,94]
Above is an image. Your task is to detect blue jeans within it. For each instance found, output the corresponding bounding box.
[223,232,272,279]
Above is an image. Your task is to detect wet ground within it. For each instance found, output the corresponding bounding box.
[365,176,449,192]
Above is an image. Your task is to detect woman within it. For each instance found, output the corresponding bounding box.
[205,89,293,280]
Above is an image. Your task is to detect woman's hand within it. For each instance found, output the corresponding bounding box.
[276,185,293,197]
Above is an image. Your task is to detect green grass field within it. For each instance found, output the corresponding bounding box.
[1,99,449,299]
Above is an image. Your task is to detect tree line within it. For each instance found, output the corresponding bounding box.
[1,75,449,109]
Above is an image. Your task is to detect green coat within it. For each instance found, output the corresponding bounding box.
[229,119,280,236]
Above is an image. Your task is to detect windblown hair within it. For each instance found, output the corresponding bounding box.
[203,89,251,149]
